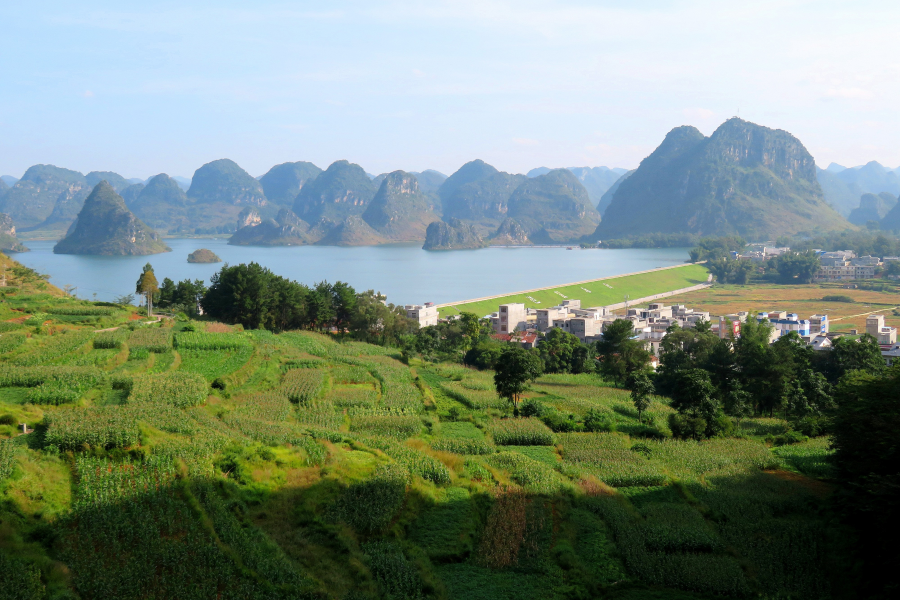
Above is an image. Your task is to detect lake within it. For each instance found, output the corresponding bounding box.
[12,239,689,306]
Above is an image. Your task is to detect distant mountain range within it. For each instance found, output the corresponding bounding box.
[6,124,899,252]
[816,161,900,217]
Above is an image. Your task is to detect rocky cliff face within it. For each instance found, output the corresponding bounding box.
[314,215,386,246]
[490,218,531,245]
[0,165,88,228]
[53,182,169,256]
[422,218,486,250]
[229,208,310,246]
[594,118,849,240]
[188,159,267,206]
[362,171,439,241]
[0,213,28,252]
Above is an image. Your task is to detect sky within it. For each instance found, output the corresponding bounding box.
[2,0,900,180]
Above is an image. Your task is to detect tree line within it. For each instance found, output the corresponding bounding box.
[128,262,418,344]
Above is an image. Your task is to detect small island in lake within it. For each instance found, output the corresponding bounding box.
[187,248,221,263]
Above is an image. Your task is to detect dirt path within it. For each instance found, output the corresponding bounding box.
[829,306,899,322]
[765,469,835,498]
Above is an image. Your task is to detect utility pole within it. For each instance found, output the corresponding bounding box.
[624,294,630,311]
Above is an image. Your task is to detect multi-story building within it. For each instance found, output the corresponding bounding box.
[758,312,810,338]
[405,303,438,328]
[809,314,829,334]
[816,264,876,281]
[877,327,898,345]
[494,303,528,335]
[866,315,885,337]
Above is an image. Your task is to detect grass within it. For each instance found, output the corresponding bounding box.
[438,263,709,317]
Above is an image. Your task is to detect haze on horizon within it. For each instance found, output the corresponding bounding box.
[2,0,899,180]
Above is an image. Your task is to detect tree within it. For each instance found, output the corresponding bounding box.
[629,371,654,424]
[825,334,885,382]
[773,251,820,284]
[135,264,159,317]
[538,328,589,374]
[831,366,900,596]
[670,368,718,422]
[595,319,651,387]
[723,382,752,429]
[493,346,543,414]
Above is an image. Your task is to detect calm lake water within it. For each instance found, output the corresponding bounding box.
[12,239,689,306]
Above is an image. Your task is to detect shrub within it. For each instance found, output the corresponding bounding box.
[669,413,708,440]
[490,418,555,446]
[583,408,617,433]
[519,398,546,418]
[822,295,854,303]
[792,415,832,437]
[768,430,809,446]
[541,409,578,433]
[0,414,16,426]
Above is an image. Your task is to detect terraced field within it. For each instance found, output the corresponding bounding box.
[0,275,843,600]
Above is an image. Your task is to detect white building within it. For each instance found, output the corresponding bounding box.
[495,303,528,335]
[405,303,438,328]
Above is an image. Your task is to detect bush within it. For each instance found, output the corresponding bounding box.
[0,414,17,426]
[792,415,832,437]
[768,430,809,447]
[707,414,735,438]
[519,398,546,418]
[822,295,854,303]
[669,413,707,440]
[583,409,617,433]
[541,410,578,433]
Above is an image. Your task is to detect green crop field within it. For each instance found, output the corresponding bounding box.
[438,262,709,317]
[0,263,849,600]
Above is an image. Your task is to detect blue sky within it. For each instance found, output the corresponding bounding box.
[2,0,899,180]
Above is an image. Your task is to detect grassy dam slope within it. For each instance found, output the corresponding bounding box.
[437,262,709,317]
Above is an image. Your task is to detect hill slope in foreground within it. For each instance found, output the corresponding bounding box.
[595,118,850,240]
[0,265,840,599]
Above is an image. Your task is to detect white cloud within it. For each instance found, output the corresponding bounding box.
[83,90,94,98]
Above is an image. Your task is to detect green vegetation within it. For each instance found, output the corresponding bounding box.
[186,248,221,263]
[1,253,894,598]
[438,262,708,317]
